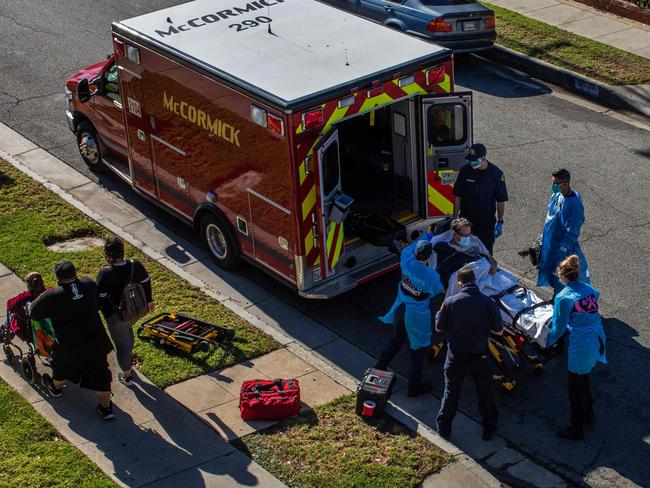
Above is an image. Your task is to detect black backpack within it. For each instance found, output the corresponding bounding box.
[116,261,148,322]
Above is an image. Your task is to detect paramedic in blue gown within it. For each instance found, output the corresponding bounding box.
[376,239,444,397]
[435,266,503,441]
[537,168,589,294]
[547,255,606,440]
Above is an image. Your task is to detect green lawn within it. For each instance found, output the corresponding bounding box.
[0,379,115,488]
[238,396,453,488]
[0,159,279,388]
[485,2,650,86]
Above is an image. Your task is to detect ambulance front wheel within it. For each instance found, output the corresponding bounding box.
[200,214,240,269]
[76,121,105,171]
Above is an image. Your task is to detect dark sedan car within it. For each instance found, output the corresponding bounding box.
[323,0,496,52]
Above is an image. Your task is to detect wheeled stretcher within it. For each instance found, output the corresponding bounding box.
[138,312,235,354]
[446,259,556,391]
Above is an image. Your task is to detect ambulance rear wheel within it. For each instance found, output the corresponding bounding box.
[77,121,105,171]
[201,214,240,269]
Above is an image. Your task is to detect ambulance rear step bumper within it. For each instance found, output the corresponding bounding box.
[298,253,399,299]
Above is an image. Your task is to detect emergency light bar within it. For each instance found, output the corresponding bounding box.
[398,75,415,88]
[425,66,445,86]
[113,38,125,57]
[302,108,324,131]
[367,86,384,98]
[251,105,285,136]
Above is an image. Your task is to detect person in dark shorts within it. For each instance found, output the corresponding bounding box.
[96,237,154,386]
[30,261,115,420]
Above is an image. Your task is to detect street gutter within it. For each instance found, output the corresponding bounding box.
[480,44,650,119]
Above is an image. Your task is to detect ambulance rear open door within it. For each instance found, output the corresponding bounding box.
[314,129,352,279]
[420,92,473,218]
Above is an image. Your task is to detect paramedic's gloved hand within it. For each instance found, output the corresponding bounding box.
[494,221,503,238]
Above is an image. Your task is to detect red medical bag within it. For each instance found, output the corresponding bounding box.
[239,378,301,421]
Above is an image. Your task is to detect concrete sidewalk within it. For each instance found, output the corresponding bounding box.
[0,268,285,488]
[0,120,563,486]
[489,0,650,59]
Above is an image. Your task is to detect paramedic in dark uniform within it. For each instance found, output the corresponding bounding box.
[452,143,508,255]
[435,266,503,441]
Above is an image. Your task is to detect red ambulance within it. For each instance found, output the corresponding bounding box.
[64,0,474,298]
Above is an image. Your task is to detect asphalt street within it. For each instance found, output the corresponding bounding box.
[1,2,649,487]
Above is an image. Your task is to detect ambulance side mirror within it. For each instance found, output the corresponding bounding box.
[77,79,91,103]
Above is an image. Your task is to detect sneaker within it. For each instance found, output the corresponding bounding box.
[41,375,63,397]
[118,371,135,387]
[97,402,115,421]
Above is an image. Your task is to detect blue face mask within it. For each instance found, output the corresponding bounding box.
[551,183,561,194]
[459,236,471,247]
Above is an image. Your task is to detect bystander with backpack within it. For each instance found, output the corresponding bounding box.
[97,237,154,386]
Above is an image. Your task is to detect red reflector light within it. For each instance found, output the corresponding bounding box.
[515,335,526,350]
[425,66,445,86]
[427,17,453,33]
[113,38,125,57]
[485,15,496,30]
[302,108,324,131]
[267,113,285,136]
[367,86,384,98]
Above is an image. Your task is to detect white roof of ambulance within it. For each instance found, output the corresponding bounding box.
[114,0,449,110]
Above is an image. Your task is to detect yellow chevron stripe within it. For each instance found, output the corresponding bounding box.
[305,227,315,256]
[428,184,454,215]
[331,226,345,266]
[359,92,394,114]
[398,81,426,96]
[301,186,316,221]
[299,156,309,186]
[438,74,451,94]
[322,105,349,136]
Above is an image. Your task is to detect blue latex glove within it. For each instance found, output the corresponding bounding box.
[494,221,503,238]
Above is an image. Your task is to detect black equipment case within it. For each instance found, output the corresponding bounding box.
[355,368,396,418]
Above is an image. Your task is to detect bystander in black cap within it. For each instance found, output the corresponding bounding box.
[414,240,433,261]
[464,143,487,160]
[54,260,76,282]
[552,168,571,181]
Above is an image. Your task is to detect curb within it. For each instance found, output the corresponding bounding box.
[480,44,650,119]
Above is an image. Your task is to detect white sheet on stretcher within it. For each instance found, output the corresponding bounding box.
[446,258,552,347]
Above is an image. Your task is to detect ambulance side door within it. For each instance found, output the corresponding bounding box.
[420,92,473,218]
[314,130,346,279]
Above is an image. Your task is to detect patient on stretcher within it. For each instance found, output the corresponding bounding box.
[428,220,498,287]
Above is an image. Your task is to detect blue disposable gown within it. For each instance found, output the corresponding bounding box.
[537,190,589,288]
[379,240,444,350]
[547,281,607,374]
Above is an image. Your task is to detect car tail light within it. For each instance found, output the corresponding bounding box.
[113,38,125,57]
[267,113,285,136]
[367,86,384,98]
[485,15,496,30]
[425,66,445,86]
[427,17,453,33]
[302,108,324,131]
